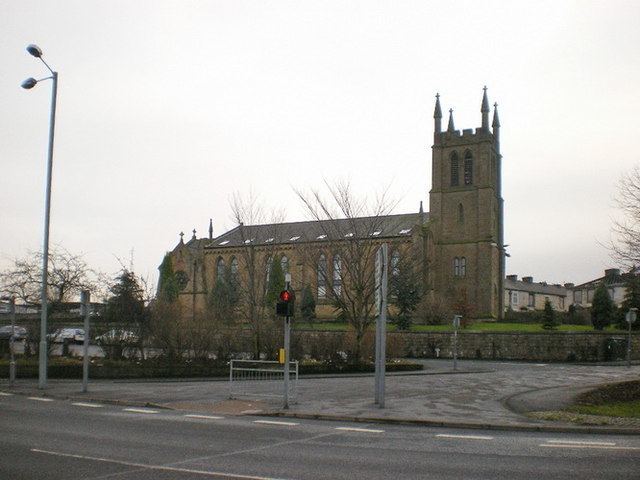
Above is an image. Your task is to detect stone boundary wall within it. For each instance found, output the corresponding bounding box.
[291,330,640,363]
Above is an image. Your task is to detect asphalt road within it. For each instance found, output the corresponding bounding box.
[1,393,639,480]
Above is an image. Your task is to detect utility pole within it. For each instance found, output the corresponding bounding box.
[375,244,388,408]
[626,308,637,368]
[9,297,16,385]
[283,273,292,409]
[81,290,90,392]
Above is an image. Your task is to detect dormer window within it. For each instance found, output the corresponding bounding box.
[370,231,382,236]
[244,238,254,244]
[316,234,327,240]
[264,238,274,243]
[219,240,230,246]
[399,228,411,235]
[345,232,354,238]
[289,235,301,241]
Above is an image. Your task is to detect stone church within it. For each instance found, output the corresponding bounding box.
[164,88,505,320]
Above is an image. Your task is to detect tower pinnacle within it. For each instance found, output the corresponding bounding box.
[434,93,442,134]
[209,218,213,240]
[481,86,490,131]
[447,108,455,133]
[492,102,500,143]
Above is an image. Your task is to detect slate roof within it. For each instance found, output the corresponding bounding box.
[202,212,428,249]
[504,278,568,296]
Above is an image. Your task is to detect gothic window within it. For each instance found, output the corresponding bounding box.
[458,203,464,224]
[230,257,239,284]
[463,151,473,185]
[450,151,459,186]
[280,255,289,274]
[216,257,225,282]
[460,257,466,277]
[453,257,460,277]
[265,255,273,288]
[332,254,342,296]
[391,250,400,277]
[317,253,327,299]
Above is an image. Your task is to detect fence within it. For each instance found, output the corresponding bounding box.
[229,359,298,402]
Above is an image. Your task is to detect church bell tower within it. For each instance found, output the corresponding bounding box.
[428,87,504,319]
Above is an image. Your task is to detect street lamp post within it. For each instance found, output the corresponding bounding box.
[22,44,58,389]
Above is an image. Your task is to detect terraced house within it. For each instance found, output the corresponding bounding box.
[163,88,506,320]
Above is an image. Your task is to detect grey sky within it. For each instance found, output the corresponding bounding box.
[1,1,639,294]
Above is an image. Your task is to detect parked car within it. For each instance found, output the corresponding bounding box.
[0,325,28,341]
[47,328,85,344]
[95,329,139,346]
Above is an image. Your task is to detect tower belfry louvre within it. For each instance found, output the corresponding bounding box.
[164,88,505,320]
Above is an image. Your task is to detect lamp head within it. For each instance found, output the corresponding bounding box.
[26,44,43,58]
[21,77,38,89]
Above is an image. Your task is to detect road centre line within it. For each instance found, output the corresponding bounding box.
[253,420,299,426]
[31,448,290,480]
[0,392,13,396]
[185,414,224,420]
[546,440,615,446]
[335,427,385,433]
[436,434,494,440]
[72,402,103,408]
[123,407,159,414]
[540,444,640,451]
[27,397,53,402]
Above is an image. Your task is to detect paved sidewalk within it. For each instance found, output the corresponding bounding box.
[2,359,639,433]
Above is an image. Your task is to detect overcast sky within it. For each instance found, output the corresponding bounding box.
[1,0,639,293]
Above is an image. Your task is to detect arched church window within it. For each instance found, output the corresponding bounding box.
[280,255,289,274]
[391,250,400,277]
[453,257,460,277]
[460,257,467,277]
[265,255,273,288]
[463,150,473,185]
[333,254,342,296]
[317,253,327,299]
[230,257,239,284]
[216,257,225,282]
[450,152,459,186]
[458,203,464,224]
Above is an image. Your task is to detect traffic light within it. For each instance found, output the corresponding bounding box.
[276,289,295,317]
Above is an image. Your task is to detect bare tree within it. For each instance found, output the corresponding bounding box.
[296,180,398,362]
[229,191,285,359]
[0,246,104,308]
[611,165,640,268]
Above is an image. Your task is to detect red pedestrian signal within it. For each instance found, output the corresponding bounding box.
[276,289,295,317]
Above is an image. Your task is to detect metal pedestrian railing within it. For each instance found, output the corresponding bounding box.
[229,359,298,402]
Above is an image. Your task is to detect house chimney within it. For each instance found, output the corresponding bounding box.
[522,276,533,283]
[506,274,518,281]
[604,268,620,279]
[564,283,574,289]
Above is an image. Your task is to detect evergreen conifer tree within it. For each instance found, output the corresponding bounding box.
[617,270,640,330]
[264,255,285,309]
[300,284,316,322]
[591,282,614,330]
[542,298,558,330]
[158,254,179,303]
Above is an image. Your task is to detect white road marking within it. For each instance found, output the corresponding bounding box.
[72,402,103,408]
[535,364,547,367]
[335,427,385,433]
[253,420,299,426]
[540,444,640,451]
[123,407,158,414]
[185,414,224,420]
[241,409,263,414]
[27,397,53,402]
[546,439,615,446]
[0,392,14,396]
[436,434,494,440]
[31,448,289,480]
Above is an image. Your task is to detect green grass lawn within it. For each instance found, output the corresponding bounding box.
[568,401,640,418]
[294,321,626,333]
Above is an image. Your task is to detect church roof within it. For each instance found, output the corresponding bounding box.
[205,212,428,249]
